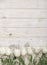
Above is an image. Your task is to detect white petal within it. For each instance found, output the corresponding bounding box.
[14,49,20,57]
[34,47,42,53]
[0,47,5,55]
[42,47,47,53]
[21,47,27,56]
[27,47,33,55]
[5,47,12,55]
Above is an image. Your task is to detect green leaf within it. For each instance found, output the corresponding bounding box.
[37,53,47,65]
[1,55,18,65]
[18,56,26,65]
[28,55,32,65]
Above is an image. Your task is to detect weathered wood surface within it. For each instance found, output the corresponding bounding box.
[0,0,47,47]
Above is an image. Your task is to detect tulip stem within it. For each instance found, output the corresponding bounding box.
[28,55,32,65]
[18,56,26,65]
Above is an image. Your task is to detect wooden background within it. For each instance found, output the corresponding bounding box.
[0,0,47,47]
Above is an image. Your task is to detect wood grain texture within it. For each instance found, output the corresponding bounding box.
[0,0,47,47]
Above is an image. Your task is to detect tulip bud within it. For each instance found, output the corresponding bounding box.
[14,49,20,57]
[34,47,42,54]
[27,47,33,55]
[21,47,27,56]
[42,47,47,53]
[0,47,5,55]
[5,47,12,55]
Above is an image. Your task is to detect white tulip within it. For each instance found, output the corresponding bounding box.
[21,47,27,56]
[5,47,12,55]
[27,47,33,55]
[34,47,42,53]
[42,47,47,53]
[0,47,5,55]
[14,49,20,57]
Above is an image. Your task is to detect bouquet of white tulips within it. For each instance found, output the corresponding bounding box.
[0,45,47,65]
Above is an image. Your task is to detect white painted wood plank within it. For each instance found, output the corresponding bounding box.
[6,0,38,8]
[0,19,47,28]
[3,9,47,18]
[0,28,47,37]
[0,37,47,47]
[0,0,47,46]
[39,0,47,8]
